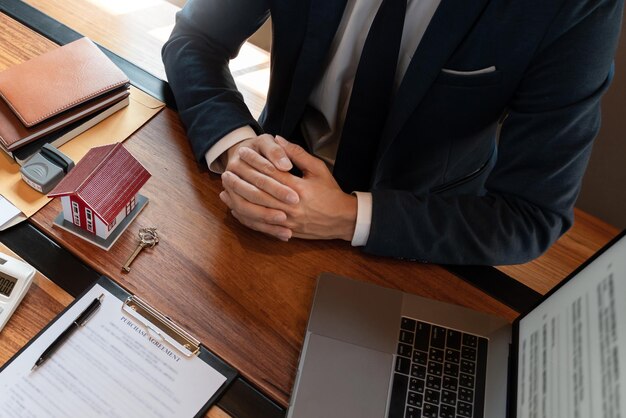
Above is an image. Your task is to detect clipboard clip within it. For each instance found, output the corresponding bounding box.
[122,296,201,357]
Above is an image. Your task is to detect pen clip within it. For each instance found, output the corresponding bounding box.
[121,296,200,357]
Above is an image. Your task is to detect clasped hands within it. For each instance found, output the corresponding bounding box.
[219,134,357,242]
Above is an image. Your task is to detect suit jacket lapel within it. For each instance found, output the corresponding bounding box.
[377,0,491,164]
[280,0,348,136]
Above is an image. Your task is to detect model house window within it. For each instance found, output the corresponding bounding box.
[71,201,80,226]
[108,218,116,231]
[85,208,94,233]
[125,196,136,215]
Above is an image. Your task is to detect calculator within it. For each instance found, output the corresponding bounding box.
[0,252,35,332]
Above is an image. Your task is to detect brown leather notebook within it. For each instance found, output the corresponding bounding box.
[0,37,129,151]
[0,89,129,154]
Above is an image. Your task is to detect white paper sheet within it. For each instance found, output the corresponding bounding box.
[0,195,23,231]
[0,284,227,418]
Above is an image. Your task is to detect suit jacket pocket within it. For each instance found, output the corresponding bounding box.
[430,151,494,194]
[435,67,502,87]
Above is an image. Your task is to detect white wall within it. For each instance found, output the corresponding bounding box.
[61,196,72,223]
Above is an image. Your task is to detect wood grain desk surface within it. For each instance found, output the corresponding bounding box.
[0,11,620,408]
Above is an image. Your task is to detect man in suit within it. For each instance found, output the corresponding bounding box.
[162,0,623,265]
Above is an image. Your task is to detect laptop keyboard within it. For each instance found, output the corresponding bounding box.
[388,317,488,418]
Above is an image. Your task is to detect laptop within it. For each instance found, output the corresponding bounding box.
[287,231,626,418]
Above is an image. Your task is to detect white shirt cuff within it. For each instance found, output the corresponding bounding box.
[351,191,372,246]
[205,126,257,173]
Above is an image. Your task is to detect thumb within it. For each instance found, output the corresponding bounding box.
[274,136,324,175]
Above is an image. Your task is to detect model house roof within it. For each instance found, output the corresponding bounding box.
[49,143,151,225]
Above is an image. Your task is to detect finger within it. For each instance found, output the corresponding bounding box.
[256,134,293,171]
[237,147,300,204]
[219,188,288,225]
[222,170,291,210]
[220,190,291,240]
[274,136,325,175]
[291,231,315,240]
[230,210,292,241]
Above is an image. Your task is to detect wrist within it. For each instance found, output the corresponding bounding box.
[221,139,249,168]
[207,126,257,173]
[337,193,358,241]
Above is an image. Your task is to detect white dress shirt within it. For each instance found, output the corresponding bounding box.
[206,0,441,246]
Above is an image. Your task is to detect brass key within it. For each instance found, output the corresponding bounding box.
[122,228,159,273]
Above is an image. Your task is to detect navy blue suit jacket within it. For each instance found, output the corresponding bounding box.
[162,0,623,264]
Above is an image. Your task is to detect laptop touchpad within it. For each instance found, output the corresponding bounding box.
[290,333,393,418]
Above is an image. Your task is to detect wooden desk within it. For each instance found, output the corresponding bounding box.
[28,113,523,405]
[0,244,72,366]
[0,8,620,411]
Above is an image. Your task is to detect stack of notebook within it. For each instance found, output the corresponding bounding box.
[0,37,130,164]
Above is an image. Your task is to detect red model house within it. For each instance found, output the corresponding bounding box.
[48,143,151,241]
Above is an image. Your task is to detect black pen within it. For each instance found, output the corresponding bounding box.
[31,294,104,371]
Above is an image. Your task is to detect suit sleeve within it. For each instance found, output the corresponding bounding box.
[162,0,269,161]
[364,0,624,265]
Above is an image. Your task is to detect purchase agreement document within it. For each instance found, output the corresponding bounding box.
[0,283,227,417]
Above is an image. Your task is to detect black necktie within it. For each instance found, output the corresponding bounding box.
[333,0,407,193]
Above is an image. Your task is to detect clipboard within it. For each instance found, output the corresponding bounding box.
[0,275,238,417]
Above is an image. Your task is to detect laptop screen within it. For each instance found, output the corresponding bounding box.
[516,233,626,418]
